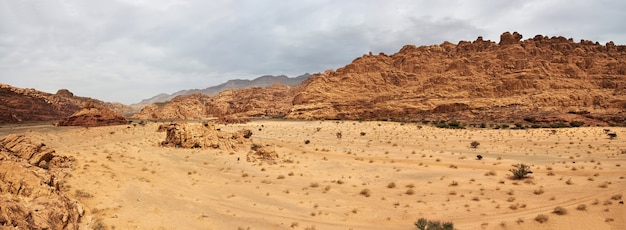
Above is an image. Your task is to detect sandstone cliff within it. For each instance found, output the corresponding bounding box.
[133,32,626,125]
[56,101,128,127]
[0,84,133,123]
[287,32,626,124]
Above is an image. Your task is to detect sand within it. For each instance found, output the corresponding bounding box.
[1,120,624,230]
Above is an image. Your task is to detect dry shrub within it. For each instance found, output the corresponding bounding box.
[217,116,250,124]
[535,214,549,223]
[553,206,567,215]
[360,189,371,197]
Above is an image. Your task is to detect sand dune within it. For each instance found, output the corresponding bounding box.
[1,120,624,229]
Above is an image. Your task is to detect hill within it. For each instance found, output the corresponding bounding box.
[133,74,310,106]
[287,32,626,125]
[136,32,626,126]
[0,84,133,123]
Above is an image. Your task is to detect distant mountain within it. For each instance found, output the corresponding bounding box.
[134,74,310,106]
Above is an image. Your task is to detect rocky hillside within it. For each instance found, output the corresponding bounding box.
[133,83,299,120]
[287,32,626,124]
[134,74,309,106]
[134,32,626,125]
[0,84,133,123]
[57,101,128,127]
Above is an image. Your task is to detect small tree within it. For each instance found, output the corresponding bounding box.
[470,141,480,148]
[510,163,533,179]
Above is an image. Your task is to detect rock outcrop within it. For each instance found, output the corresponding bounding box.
[134,83,299,120]
[0,84,133,123]
[0,134,82,229]
[133,32,626,125]
[56,101,128,127]
[157,122,252,150]
[287,32,626,124]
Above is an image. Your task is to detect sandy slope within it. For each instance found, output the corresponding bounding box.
[1,120,624,230]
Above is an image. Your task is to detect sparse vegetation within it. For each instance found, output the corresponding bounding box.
[470,141,480,148]
[535,214,549,223]
[510,163,533,179]
[359,189,371,197]
[414,218,453,230]
[553,206,567,215]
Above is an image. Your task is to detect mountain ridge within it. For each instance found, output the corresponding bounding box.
[135,32,626,126]
[134,74,310,106]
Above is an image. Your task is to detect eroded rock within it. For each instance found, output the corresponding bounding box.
[0,134,81,229]
[158,122,252,150]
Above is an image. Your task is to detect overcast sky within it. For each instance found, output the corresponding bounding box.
[1,0,625,104]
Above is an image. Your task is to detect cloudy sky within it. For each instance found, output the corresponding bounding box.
[1,0,625,104]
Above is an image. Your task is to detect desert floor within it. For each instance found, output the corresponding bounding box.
[1,120,625,230]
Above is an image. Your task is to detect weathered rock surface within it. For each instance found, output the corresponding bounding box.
[134,83,298,120]
[157,122,252,150]
[0,84,133,123]
[287,32,626,124]
[0,134,82,229]
[56,101,128,127]
[134,32,626,125]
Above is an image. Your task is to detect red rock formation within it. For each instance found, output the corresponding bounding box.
[157,122,252,150]
[287,32,626,125]
[133,32,626,125]
[0,84,134,123]
[56,101,128,127]
[0,134,82,229]
[133,83,298,120]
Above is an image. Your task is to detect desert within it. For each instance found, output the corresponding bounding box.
[1,119,624,229]
[2,2,626,229]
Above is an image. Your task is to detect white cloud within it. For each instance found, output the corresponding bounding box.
[0,0,624,104]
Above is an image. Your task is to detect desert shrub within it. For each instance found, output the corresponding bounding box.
[470,141,480,148]
[414,218,453,230]
[359,189,371,197]
[553,206,567,215]
[570,121,584,127]
[510,163,532,179]
[304,140,310,144]
[427,221,441,230]
[479,123,487,128]
[387,182,396,188]
[608,133,617,139]
[576,204,587,211]
[535,214,549,223]
[415,218,428,230]
[530,124,542,128]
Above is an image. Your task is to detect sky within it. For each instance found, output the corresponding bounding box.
[1,0,625,104]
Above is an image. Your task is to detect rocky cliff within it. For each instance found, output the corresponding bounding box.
[0,84,133,123]
[287,32,626,124]
[134,32,626,125]
[56,101,128,127]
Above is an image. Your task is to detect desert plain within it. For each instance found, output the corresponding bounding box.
[1,120,624,230]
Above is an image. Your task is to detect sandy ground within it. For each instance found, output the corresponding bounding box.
[1,120,624,230]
